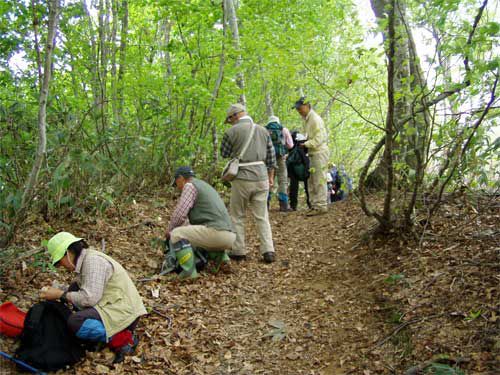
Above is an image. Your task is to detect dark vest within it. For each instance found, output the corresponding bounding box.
[188,179,234,232]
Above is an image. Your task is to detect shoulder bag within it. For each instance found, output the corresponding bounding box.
[221,123,262,182]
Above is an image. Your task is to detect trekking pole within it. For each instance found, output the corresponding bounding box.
[0,350,47,374]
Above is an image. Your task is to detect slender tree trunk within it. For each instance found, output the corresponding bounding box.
[82,0,100,112]
[162,19,173,100]
[98,0,110,133]
[225,0,246,106]
[259,57,273,117]
[2,0,60,247]
[117,0,128,128]
[209,2,227,175]
[382,0,396,229]
[110,0,119,125]
[31,0,43,92]
[321,97,336,120]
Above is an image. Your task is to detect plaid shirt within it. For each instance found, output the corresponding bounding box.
[66,248,113,309]
[220,131,277,169]
[168,182,198,233]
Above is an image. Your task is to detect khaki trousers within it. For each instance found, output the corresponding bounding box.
[171,225,236,251]
[308,151,329,210]
[230,179,274,256]
[270,155,288,197]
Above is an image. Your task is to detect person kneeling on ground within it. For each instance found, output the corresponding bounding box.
[41,232,147,364]
[166,166,236,279]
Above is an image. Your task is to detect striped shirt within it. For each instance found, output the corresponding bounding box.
[168,182,198,234]
[66,248,113,309]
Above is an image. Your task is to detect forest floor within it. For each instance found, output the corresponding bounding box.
[0,193,499,374]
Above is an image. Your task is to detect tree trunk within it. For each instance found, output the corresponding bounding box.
[82,0,100,114]
[117,0,128,128]
[209,1,227,177]
[31,0,43,92]
[382,0,396,230]
[162,18,173,99]
[224,0,246,106]
[110,0,119,125]
[2,0,60,247]
[98,0,110,133]
[259,56,273,117]
[367,0,431,195]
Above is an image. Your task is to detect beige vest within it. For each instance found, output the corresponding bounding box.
[88,250,147,338]
[224,117,270,181]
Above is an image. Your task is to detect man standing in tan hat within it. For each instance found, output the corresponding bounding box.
[221,103,277,263]
[293,97,330,216]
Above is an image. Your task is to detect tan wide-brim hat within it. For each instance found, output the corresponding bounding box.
[225,103,246,123]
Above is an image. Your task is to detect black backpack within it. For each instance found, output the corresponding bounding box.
[286,147,309,181]
[15,301,86,372]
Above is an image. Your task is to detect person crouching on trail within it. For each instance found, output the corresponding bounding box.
[41,232,147,364]
[166,166,236,279]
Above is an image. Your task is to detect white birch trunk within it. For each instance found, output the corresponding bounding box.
[4,0,60,246]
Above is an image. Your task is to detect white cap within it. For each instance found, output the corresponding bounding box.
[267,115,280,124]
[296,133,307,141]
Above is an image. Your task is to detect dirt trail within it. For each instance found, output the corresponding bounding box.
[1,195,498,374]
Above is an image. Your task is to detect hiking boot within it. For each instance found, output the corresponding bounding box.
[262,252,275,263]
[279,200,292,212]
[113,334,139,364]
[229,254,247,261]
[173,240,198,279]
[208,251,231,273]
[306,208,328,217]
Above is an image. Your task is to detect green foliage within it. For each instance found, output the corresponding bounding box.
[464,309,483,321]
[0,0,497,234]
[384,273,406,284]
[31,251,55,273]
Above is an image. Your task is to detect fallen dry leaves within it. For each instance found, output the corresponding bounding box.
[0,193,498,374]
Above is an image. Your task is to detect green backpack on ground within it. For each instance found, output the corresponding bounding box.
[265,122,286,156]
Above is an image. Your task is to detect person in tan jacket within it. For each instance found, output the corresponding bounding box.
[293,97,330,216]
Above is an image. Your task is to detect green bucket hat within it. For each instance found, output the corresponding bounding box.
[46,232,82,265]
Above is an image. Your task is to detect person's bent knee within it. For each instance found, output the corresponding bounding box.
[74,318,107,342]
[67,313,84,335]
[170,227,186,244]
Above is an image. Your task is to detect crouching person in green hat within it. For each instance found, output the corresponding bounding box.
[167,166,236,279]
[41,232,147,363]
